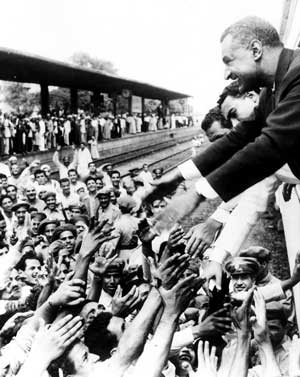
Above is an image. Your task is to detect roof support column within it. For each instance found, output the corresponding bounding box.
[40,84,49,117]
[128,94,132,115]
[92,89,101,115]
[141,97,145,132]
[70,88,78,114]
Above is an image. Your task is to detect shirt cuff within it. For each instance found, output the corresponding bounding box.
[195,178,219,199]
[207,247,231,264]
[178,160,202,180]
[210,207,230,224]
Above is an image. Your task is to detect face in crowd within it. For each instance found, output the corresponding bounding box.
[59,230,76,254]
[102,269,122,296]
[26,187,37,202]
[231,273,255,293]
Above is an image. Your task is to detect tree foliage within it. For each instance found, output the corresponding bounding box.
[70,52,118,75]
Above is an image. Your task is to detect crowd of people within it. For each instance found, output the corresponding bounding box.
[1,15,300,377]
[0,109,193,157]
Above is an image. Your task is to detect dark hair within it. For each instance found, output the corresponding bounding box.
[88,161,96,167]
[34,169,46,177]
[68,169,78,176]
[85,312,118,361]
[201,107,231,132]
[220,16,283,48]
[0,195,13,206]
[85,176,96,184]
[59,178,70,185]
[217,81,241,107]
[69,214,90,228]
[6,184,17,191]
[15,251,42,271]
[0,173,7,179]
[111,170,121,177]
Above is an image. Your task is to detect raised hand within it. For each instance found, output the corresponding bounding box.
[50,278,85,307]
[30,315,83,363]
[196,340,218,377]
[250,290,269,344]
[231,288,254,334]
[90,253,118,278]
[148,253,191,290]
[111,285,141,317]
[196,306,232,338]
[167,224,185,251]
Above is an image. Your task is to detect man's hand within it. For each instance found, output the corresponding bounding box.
[111,285,141,317]
[231,288,254,335]
[202,260,223,291]
[195,307,232,338]
[50,278,85,307]
[30,315,83,364]
[196,340,218,377]
[167,224,185,251]
[148,253,190,290]
[90,253,117,278]
[250,290,269,344]
[79,219,113,257]
[185,219,222,257]
[0,311,34,337]
[159,274,205,318]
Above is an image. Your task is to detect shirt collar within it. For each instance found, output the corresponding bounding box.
[274,48,295,93]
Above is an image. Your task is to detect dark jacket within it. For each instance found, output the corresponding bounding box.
[193,48,300,201]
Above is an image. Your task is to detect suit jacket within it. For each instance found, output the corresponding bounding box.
[193,48,300,201]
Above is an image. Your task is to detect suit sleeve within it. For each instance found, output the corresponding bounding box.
[204,80,300,201]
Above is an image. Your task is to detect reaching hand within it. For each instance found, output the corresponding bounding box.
[90,253,117,278]
[79,219,114,257]
[196,340,218,377]
[167,224,185,251]
[148,253,190,290]
[50,277,86,307]
[30,315,83,364]
[159,274,205,318]
[197,307,232,338]
[289,334,300,377]
[184,219,221,257]
[250,290,269,344]
[0,311,34,336]
[48,240,65,256]
[231,288,254,335]
[111,285,141,317]
[202,260,223,291]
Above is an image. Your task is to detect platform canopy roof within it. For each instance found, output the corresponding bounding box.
[0,47,190,101]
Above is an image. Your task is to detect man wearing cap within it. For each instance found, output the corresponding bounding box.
[52,145,78,179]
[11,202,31,239]
[98,258,125,311]
[29,212,47,240]
[38,219,59,243]
[43,192,65,222]
[113,196,140,265]
[96,188,121,224]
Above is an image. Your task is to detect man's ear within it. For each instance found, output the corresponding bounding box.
[249,39,263,61]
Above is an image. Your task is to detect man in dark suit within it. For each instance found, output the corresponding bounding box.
[148,16,300,288]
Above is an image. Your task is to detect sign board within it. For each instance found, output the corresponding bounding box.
[131,96,142,113]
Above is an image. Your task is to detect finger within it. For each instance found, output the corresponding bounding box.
[204,341,210,364]
[175,274,197,290]
[114,285,122,298]
[123,285,136,300]
[67,297,85,306]
[209,346,216,366]
[197,340,205,366]
[69,279,86,288]
[57,316,82,337]
[185,236,198,255]
[161,253,180,268]
[61,318,83,342]
[51,314,73,331]
[65,271,75,281]
[107,254,118,266]
[62,322,84,347]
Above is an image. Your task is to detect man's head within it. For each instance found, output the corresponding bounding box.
[62,156,70,167]
[0,219,7,241]
[218,81,259,123]
[221,16,283,92]
[52,224,77,254]
[201,107,232,142]
[16,251,42,285]
[102,259,124,296]
[12,202,30,225]
[41,164,51,178]
[85,177,97,194]
[10,164,20,177]
[153,167,163,179]
[0,195,13,213]
[88,162,96,174]
[266,302,287,348]
[34,169,47,185]
[142,163,149,172]
[151,198,167,216]
[44,192,57,210]
[60,178,71,196]
[225,256,260,293]
[68,169,78,184]
[111,170,121,188]
[97,190,111,210]
[30,212,47,235]
[38,220,58,242]
[6,185,17,202]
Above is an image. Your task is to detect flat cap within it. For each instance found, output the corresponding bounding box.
[239,246,271,263]
[11,201,30,212]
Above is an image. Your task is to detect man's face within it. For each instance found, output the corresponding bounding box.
[68,171,78,183]
[106,165,113,176]
[15,207,27,225]
[24,258,41,284]
[153,169,162,179]
[87,180,97,194]
[45,195,56,210]
[107,316,126,342]
[7,186,17,201]
[1,197,12,212]
[222,34,259,93]
[58,262,69,284]
[89,163,96,173]
[31,218,40,234]
[75,220,88,235]
[11,164,19,176]
[103,271,122,296]
[2,177,8,188]
[42,167,51,177]
[45,223,56,241]
[268,319,285,347]
[99,195,110,210]
[26,187,37,201]
[206,121,230,142]
[111,173,120,188]
[63,157,70,166]
[59,230,75,253]
[151,199,167,216]
[61,181,71,196]
[35,173,47,185]
[221,93,258,122]
[95,178,103,191]
[143,164,148,172]
[231,273,255,293]
[69,208,81,218]
[4,269,22,299]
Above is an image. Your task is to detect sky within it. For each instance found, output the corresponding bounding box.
[0,0,285,114]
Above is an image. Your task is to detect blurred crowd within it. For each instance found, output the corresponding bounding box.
[0,109,193,157]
